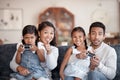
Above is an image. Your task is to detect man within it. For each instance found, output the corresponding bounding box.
[88,22,117,80]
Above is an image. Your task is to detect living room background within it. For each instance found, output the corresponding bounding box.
[0,0,119,45]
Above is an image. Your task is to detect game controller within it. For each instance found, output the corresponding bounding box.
[87,51,95,57]
[24,44,31,50]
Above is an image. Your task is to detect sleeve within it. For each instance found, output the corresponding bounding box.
[10,43,21,72]
[37,42,59,70]
[98,48,117,79]
[45,47,59,70]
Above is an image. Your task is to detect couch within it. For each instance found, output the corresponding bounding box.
[0,43,120,80]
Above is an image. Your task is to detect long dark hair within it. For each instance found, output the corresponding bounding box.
[71,26,88,49]
[22,25,38,45]
[38,21,57,46]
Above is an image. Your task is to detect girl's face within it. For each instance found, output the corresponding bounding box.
[72,31,85,47]
[39,26,54,44]
[23,33,37,45]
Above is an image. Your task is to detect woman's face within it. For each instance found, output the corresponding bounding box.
[23,33,37,45]
[38,26,54,44]
[72,31,85,47]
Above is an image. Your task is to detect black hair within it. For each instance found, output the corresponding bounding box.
[71,26,88,49]
[38,21,57,46]
[89,22,106,34]
[22,25,38,45]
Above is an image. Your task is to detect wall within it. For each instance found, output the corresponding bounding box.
[0,0,119,44]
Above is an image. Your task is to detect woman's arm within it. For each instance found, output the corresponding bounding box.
[37,42,59,70]
[10,51,20,72]
[10,43,21,72]
[45,46,59,70]
[10,43,30,76]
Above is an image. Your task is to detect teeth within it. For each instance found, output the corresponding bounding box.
[94,40,99,43]
[76,42,80,45]
[76,42,80,44]
[46,39,50,41]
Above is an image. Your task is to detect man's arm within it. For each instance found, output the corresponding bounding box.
[98,48,117,79]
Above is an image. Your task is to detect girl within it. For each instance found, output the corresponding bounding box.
[10,25,48,80]
[60,27,92,80]
[37,21,59,80]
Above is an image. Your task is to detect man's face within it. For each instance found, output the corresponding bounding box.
[89,27,105,48]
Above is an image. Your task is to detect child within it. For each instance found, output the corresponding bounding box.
[37,21,59,80]
[10,25,49,80]
[60,27,93,80]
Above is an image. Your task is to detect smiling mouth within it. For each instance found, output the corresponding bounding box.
[46,39,50,43]
[93,40,100,43]
[76,42,80,44]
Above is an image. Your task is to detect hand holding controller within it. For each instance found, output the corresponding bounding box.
[24,44,32,50]
[87,51,95,58]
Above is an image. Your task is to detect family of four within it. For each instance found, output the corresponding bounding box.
[10,21,117,80]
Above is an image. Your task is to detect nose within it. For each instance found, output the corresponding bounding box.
[47,33,52,38]
[27,38,32,44]
[76,37,80,41]
[95,34,99,39]
[76,38,79,40]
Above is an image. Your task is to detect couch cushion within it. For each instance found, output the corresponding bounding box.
[111,44,120,80]
[0,43,17,79]
[52,46,70,80]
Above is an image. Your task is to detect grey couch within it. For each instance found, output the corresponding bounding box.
[0,43,120,80]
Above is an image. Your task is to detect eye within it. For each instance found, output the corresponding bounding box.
[24,37,29,39]
[31,36,34,39]
[99,32,103,35]
[51,32,54,35]
[44,31,48,34]
[91,32,96,35]
[72,36,76,38]
[79,35,82,38]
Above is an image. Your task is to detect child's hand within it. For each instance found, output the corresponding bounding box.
[87,51,95,58]
[30,45,38,51]
[17,65,30,76]
[59,71,65,80]
[76,51,87,59]
[17,44,24,53]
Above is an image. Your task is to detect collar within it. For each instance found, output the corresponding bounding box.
[92,42,105,53]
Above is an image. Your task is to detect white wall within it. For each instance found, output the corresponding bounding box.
[0,0,119,44]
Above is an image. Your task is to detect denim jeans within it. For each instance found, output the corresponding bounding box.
[63,70,108,80]
[88,70,108,80]
[64,76,74,80]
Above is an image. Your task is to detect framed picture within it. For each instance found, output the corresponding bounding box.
[0,8,23,30]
